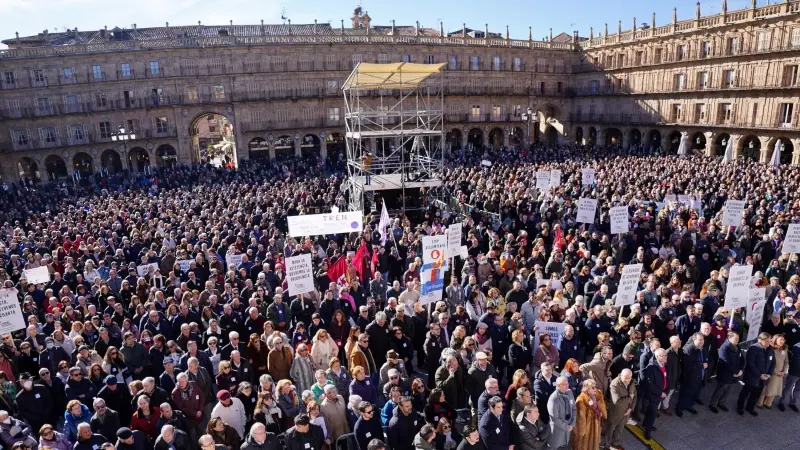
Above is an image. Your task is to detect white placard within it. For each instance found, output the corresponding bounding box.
[722,200,746,227]
[459,245,469,259]
[610,206,630,235]
[177,260,193,272]
[549,170,561,188]
[226,253,244,269]
[535,171,551,190]
[615,263,643,307]
[23,266,50,285]
[783,224,800,254]
[533,321,567,351]
[536,279,563,290]
[0,289,25,335]
[725,265,753,310]
[422,234,448,265]
[577,198,598,224]
[581,168,596,186]
[288,211,363,237]
[481,160,492,167]
[447,223,462,259]
[285,253,315,296]
[136,263,158,277]
[746,300,766,342]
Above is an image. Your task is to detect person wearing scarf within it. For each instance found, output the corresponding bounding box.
[574,379,607,450]
[253,391,283,435]
[473,322,493,353]
[289,344,315,393]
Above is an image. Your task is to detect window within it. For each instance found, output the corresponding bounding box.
[557,81,563,94]
[425,55,435,64]
[590,80,599,94]
[186,86,199,101]
[654,48,662,64]
[539,81,546,94]
[213,85,225,100]
[155,117,168,133]
[694,103,706,122]
[274,81,287,92]
[151,88,164,106]
[471,56,480,70]
[149,61,160,75]
[677,45,687,61]
[512,105,522,117]
[275,110,289,122]
[537,58,547,72]
[210,58,223,70]
[792,28,800,48]
[701,41,711,58]
[779,103,794,126]
[12,130,28,146]
[99,121,112,139]
[5,100,20,117]
[555,59,564,73]
[62,67,74,80]
[727,37,740,55]
[719,103,732,122]
[757,31,770,52]
[94,92,108,108]
[327,80,339,91]
[378,54,389,64]
[3,71,15,85]
[36,97,52,115]
[126,119,140,133]
[492,56,501,71]
[670,104,682,121]
[492,105,502,117]
[513,57,522,72]
[64,95,80,113]
[605,55,615,68]
[401,55,412,63]
[784,65,799,87]
[39,127,58,144]
[328,107,340,121]
[698,71,708,89]
[302,109,314,121]
[325,55,337,68]
[448,56,457,70]
[250,110,262,123]
[471,105,481,117]
[724,69,735,88]
[750,103,759,126]
[69,124,86,142]
[635,51,644,65]
[92,65,103,80]
[351,54,363,68]
[120,63,131,77]
[33,69,46,83]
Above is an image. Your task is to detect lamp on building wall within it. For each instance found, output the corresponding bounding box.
[111,124,137,171]
[521,106,534,147]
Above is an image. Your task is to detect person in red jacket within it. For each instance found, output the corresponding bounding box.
[171,372,206,442]
[130,395,161,440]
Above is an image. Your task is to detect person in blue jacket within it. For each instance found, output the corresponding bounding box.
[709,331,744,413]
[737,332,776,416]
[478,396,511,450]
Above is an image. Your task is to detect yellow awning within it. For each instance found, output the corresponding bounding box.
[342,62,446,90]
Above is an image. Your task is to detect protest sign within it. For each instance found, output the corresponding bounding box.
[535,171,550,190]
[783,224,800,254]
[615,263,643,307]
[746,300,766,342]
[536,279,564,290]
[422,234,448,265]
[286,253,315,296]
[447,223,463,259]
[23,266,50,285]
[288,211,363,237]
[725,265,753,310]
[0,289,25,335]
[577,198,598,224]
[581,168,596,186]
[549,169,561,188]
[226,253,244,269]
[610,206,629,234]
[722,200,745,227]
[177,260,193,272]
[533,321,567,351]
[136,263,158,277]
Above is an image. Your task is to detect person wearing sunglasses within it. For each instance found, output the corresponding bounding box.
[354,400,385,450]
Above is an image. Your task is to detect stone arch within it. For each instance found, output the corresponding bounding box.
[713,133,731,156]
[690,131,707,151]
[574,126,584,145]
[190,112,237,165]
[666,130,683,154]
[128,147,150,172]
[738,135,761,160]
[300,134,321,157]
[766,137,794,165]
[274,135,295,159]
[537,103,561,122]
[326,133,346,162]
[627,128,642,148]
[156,144,178,168]
[587,127,597,146]
[73,152,93,176]
[604,128,623,147]
[18,157,40,181]
[101,149,123,174]
[509,127,524,146]
[544,126,559,147]
[44,155,68,180]
[248,138,270,159]
[488,127,504,148]
[467,128,483,148]
[446,129,463,150]
[646,129,662,150]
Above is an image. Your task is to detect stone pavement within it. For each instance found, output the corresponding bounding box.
[619,380,800,450]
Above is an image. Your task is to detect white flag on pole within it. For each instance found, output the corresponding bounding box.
[379,200,390,246]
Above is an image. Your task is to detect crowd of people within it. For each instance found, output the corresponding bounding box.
[0,141,798,450]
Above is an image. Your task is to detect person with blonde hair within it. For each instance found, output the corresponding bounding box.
[309,329,338,370]
[573,378,606,450]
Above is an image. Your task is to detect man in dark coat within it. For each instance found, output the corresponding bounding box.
[532,363,557,424]
[737,332,776,416]
[154,425,190,450]
[97,375,134,426]
[387,397,424,450]
[675,333,706,417]
[674,305,701,347]
[354,401,385,450]
[434,355,466,409]
[115,428,150,450]
[37,367,67,425]
[478,396,511,450]
[365,313,391,369]
[283,414,326,450]
[73,423,109,450]
[709,331,744,413]
[641,349,669,440]
[65,367,98,407]
[15,373,53,434]
[514,404,550,450]
[90,398,122,443]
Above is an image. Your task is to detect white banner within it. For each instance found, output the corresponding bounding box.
[581,168,596,186]
[0,289,25,335]
[535,171,551,190]
[783,223,800,254]
[23,266,50,285]
[610,206,629,235]
[577,198,598,224]
[615,263,643,307]
[136,263,158,277]
[226,253,244,269]
[447,223,462,259]
[288,211,363,237]
[459,245,469,259]
[549,169,561,188]
[422,234,448,265]
[722,200,746,227]
[177,260,193,272]
[747,300,766,342]
[536,279,563,290]
[725,265,753,310]
[533,321,567,352]
[481,160,492,167]
[285,253,315,296]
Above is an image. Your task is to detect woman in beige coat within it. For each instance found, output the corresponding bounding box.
[310,329,339,370]
[758,333,790,408]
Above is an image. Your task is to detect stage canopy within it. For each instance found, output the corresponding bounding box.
[342,62,446,91]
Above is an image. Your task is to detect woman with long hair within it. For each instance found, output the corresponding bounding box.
[102,346,129,384]
[276,379,300,429]
[289,343,315,393]
[758,333,789,409]
[505,369,531,404]
[561,358,584,398]
[574,379,606,450]
[310,329,338,371]
[432,417,462,450]
[205,416,242,450]
[130,395,161,440]
[411,378,429,413]
[253,390,283,434]
[87,362,108,392]
[328,310,351,362]
[423,388,456,426]
[246,333,269,375]
[533,332,559,372]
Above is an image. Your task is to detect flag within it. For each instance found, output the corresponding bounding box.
[328,256,349,289]
[379,199,390,246]
[353,243,369,282]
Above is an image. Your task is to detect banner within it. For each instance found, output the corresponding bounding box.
[725,264,753,310]
[581,168,596,186]
[722,200,746,227]
[615,263,643,307]
[447,223,463,259]
[23,266,50,285]
[226,253,244,270]
[536,279,563,290]
[535,171,551,190]
[422,234,448,265]
[136,263,158,277]
[288,211,363,237]
[610,206,629,234]
[0,289,25,335]
[783,223,800,254]
[746,300,766,342]
[420,260,449,305]
[576,198,598,224]
[481,160,492,167]
[549,169,561,188]
[177,260,193,272]
[285,253,315,296]
[533,321,567,351]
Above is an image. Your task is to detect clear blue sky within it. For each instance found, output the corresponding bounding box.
[1,0,760,48]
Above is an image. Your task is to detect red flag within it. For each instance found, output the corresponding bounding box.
[328,256,348,288]
[354,243,369,282]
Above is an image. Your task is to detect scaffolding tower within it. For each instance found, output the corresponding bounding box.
[341,62,446,213]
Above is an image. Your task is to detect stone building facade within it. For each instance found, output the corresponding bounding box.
[1,2,799,181]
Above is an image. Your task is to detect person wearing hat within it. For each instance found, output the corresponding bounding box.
[699,285,721,324]
[115,427,149,450]
[283,413,326,450]
[97,374,134,427]
[379,350,409,387]
[211,390,247,439]
[159,356,177,394]
[15,372,53,435]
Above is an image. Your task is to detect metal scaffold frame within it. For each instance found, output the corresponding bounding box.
[341,62,446,213]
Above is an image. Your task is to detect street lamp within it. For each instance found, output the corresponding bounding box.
[520,107,534,147]
[111,124,136,172]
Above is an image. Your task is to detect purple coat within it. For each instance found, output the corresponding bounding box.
[348,378,377,405]
[36,430,72,450]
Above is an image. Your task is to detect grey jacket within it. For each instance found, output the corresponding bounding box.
[515,412,551,450]
[546,389,576,449]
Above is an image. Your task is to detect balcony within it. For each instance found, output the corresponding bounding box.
[568,113,661,125]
